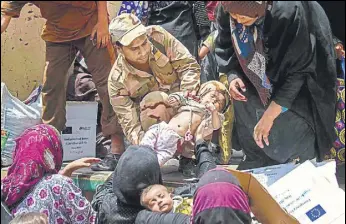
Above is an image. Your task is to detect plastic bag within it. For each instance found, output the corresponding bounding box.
[1,83,42,166]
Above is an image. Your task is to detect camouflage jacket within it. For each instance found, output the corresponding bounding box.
[108,25,201,144]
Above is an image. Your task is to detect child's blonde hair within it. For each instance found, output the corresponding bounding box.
[10,212,48,224]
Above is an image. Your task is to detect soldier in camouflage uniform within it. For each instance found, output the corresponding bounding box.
[107,13,201,176]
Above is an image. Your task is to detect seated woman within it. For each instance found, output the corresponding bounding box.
[1,124,100,223]
[91,145,163,224]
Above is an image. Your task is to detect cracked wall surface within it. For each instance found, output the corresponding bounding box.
[1,2,121,100]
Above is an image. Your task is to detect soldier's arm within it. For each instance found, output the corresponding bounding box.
[108,78,144,145]
[158,26,201,92]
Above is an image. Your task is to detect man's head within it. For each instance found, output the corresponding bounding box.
[140,184,174,213]
[109,13,151,64]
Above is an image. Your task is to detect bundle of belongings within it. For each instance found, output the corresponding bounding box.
[1,83,42,167]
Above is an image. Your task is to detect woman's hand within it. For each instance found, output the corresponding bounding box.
[253,101,282,148]
[253,114,274,149]
[60,158,101,177]
[229,78,247,102]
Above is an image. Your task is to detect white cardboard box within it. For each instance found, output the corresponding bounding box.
[61,101,98,161]
[245,160,339,189]
[268,161,345,224]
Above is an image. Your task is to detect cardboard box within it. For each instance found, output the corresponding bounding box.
[268,161,345,224]
[244,163,296,187]
[227,161,345,224]
[244,160,339,189]
[226,168,300,224]
[61,101,98,161]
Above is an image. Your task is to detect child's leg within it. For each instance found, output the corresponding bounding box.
[139,124,159,148]
[139,124,167,166]
[140,122,181,167]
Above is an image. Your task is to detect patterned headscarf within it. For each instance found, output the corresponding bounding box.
[1,124,63,208]
[221,1,271,105]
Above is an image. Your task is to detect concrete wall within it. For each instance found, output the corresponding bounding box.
[1,2,121,100]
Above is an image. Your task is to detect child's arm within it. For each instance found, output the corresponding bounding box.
[196,103,224,141]
[206,103,222,130]
[198,30,218,60]
[198,45,210,60]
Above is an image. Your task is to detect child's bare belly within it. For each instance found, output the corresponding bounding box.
[168,111,203,137]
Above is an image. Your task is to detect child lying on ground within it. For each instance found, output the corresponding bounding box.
[140,81,230,166]
[140,184,193,215]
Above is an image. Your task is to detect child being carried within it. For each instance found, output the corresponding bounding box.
[140,81,230,166]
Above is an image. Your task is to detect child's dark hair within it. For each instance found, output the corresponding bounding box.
[140,184,169,208]
[10,212,48,224]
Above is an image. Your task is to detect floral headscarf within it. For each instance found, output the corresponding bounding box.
[1,124,63,208]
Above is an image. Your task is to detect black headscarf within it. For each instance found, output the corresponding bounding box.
[113,145,163,206]
[93,145,162,224]
[215,1,337,159]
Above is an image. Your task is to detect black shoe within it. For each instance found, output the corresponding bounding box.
[178,157,197,178]
[91,154,120,171]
